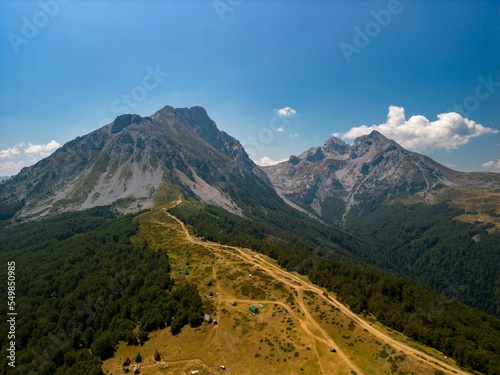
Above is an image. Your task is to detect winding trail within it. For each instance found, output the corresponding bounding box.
[162,199,472,375]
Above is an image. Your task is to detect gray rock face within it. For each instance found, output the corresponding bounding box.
[264,130,499,225]
[111,114,142,134]
[0,106,271,220]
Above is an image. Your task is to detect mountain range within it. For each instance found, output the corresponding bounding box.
[265,130,500,225]
[0,105,498,316]
[1,105,499,375]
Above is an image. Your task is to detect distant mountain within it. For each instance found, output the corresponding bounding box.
[265,131,500,315]
[265,130,500,224]
[0,176,10,182]
[0,106,274,221]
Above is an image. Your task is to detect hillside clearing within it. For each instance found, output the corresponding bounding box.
[102,200,473,375]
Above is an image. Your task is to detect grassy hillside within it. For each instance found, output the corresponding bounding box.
[104,205,480,375]
[170,201,500,375]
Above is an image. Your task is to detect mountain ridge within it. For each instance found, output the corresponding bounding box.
[0,105,274,221]
[265,130,499,224]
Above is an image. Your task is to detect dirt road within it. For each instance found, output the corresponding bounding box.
[163,202,471,375]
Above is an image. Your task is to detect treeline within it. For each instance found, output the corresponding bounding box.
[0,208,203,375]
[170,203,500,375]
[345,201,500,316]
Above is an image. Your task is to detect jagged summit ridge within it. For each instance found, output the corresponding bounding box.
[264,130,464,224]
[110,114,143,134]
[0,105,274,220]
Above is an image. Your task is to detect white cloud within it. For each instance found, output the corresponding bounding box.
[24,140,61,157]
[289,133,299,138]
[254,156,288,167]
[276,127,284,133]
[0,140,61,176]
[0,147,20,159]
[337,106,498,154]
[275,106,297,118]
[0,161,25,176]
[482,160,500,170]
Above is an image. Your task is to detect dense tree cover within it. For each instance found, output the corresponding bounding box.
[0,208,203,375]
[171,203,500,375]
[0,198,24,222]
[170,201,366,266]
[345,201,500,316]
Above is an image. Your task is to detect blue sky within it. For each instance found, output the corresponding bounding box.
[0,0,499,175]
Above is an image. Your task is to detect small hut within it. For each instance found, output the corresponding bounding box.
[205,280,212,286]
[249,306,258,314]
[154,349,161,361]
[132,365,140,374]
[230,301,236,306]
[204,313,212,323]
[122,357,131,366]
[185,260,190,265]
[183,267,189,275]
[135,352,142,363]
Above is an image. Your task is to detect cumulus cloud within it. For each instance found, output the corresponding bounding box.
[0,147,20,159]
[0,140,60,176]
[276,127,284,133]
[254,156,288,167]
[289,133,299,138]
[24,140,61,157]
[482,160,500,170]
[0,161,25,176]
[275,107,297,118]
[337,106,498,154]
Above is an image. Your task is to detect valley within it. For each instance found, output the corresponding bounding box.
[103,199,470,375]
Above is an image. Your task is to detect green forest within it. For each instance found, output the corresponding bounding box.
[345,201,500,316]
[170,202,500,375]
[0,208,203,375]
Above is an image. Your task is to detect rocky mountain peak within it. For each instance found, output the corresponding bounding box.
[350,130,402,159]
[304,147,325,163]
[353,130,397,149]
[110,114,143,134]
[174,106,220,142]
[0,105,276,220]
[322,136,349,156]
[264,129,476,225]
[175,106,213,129]
[151,105,176,122]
